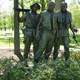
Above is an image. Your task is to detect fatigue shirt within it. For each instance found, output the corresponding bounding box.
[57,11,72,37]
[24,11,39,29]
[39,10,57,32]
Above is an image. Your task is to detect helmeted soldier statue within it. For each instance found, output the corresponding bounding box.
[34,1,57,64]
[53,2,74,61]
[43,2,56,63]
[23,3,40,66]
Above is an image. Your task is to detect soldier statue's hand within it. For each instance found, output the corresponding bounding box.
[73,28,78,33]
[72,26,78,33]
[73,34,76,39]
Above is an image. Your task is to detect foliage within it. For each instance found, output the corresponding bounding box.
[0,53,80,80]
[0,0,80,28]
[69,5,80,28]
[0,15,13,29]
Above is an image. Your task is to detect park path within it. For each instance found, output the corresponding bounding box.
[0,44,80,60]
[0,45,18,59]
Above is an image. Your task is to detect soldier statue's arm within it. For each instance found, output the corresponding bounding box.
[69,12,78,43]
[37,13,44,28]
[55,13,59,33]
[69,12,77,32]
[36,13,44,39]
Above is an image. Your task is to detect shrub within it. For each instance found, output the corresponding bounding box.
[0,54,80,80]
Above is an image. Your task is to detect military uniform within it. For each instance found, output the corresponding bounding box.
[23,11,40,61]
[34,10,57,63]
[53,11,72,61]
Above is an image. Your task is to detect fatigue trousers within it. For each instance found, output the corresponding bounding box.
[34,30,54,63]
[24,32,38,60]
[53,36,70,61]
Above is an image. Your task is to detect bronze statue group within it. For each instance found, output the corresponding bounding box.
[20,1,77,67]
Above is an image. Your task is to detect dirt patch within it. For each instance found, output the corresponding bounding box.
[0,49,18,60]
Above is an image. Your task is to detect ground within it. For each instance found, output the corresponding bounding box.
[0,44,80,59]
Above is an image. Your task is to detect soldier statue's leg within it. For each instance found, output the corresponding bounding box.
[33,37,39,55]
[34,32,49,63]
[32,30,40,61]
[62,37,70,61]
[53,37,60,60]
[24,37,32,60]
[44,34,54,62]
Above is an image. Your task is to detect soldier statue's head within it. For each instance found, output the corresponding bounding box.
[47,1,55,12]
[30,3,40,13]
[60,2,67,12]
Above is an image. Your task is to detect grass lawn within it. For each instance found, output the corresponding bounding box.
[0,34,80,47]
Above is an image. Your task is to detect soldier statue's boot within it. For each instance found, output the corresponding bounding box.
[22,57,28,67]
[44,52,50,63]
[53,50,58,61]
[23,53,29,67]
[25,59,29,67]
[33,58,39,69]
[44,55,49,64]
[53,54,58,60]
[34,53,40,63]
[64,51,70,67]
[22,60,28,67]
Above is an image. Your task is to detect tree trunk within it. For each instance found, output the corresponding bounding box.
[14,0,23,61]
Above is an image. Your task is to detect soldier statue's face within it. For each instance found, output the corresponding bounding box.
[32,7,37,13]
[48,2,55,12]
[61,5,67,12]
[61,4,67,12]
[31,5,40,13]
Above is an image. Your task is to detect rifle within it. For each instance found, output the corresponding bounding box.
[15,8,30,12]
[70,23,78,43]
[72,32,77,43]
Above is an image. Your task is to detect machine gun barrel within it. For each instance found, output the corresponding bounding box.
[15,8,30,12]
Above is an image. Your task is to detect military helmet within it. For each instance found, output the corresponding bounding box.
[48,1,55,7]
[60,2,67,8]
[30,3,40,10]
